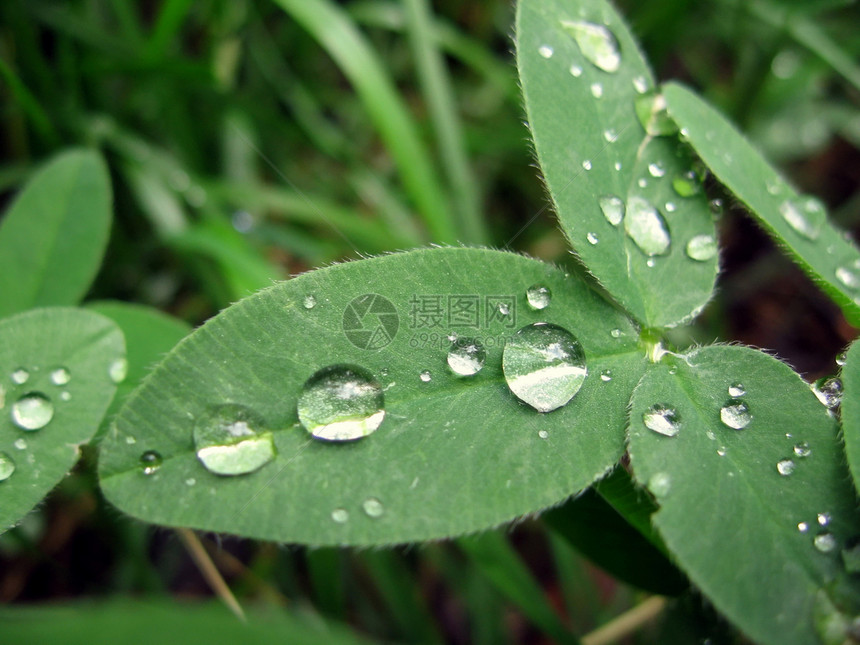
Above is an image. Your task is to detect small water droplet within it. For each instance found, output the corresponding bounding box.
[599,195,625,226]
[643,404,681,437]
[836,351,847,366]
[125,435,136,445]
[60,391,71,402]
[586,232,599,245]
[632,75,648,94]
[648,162,666,178]
[581,159,592,171]
[11,392,54,431]
[109,358,128,384]
[11,368,29,385]
[526,285,551,310]
[603,129,616,142]
[798,522,809,533]
[331,508,349,523]
[813,377,843,410]
[194,404,276,475]
[447,338,486,377]
[600,369,612,382]
[814,531,837,553]
[672,170,702,197]
[614,161,622,171]
[685,235,717,261]
[502,322,587,413]
[538,430,549,439]
[664,202,676,213]
[298,365,385,441]
[818,513,831,527]
[728,383,745,397]
[231,210,255,233]
[498,302,511,316]
[720,399,751,430]
[835,262,860,290]
[0,452,15,481]
[649,472,671,497]
[709,199,723,217]
[559,20,621,73]
[185,477,196,486]
[794,442,811,458]
[624,196,671,256]
[717,446,727,457]
[637,178,648,188]
[419,370,432,383]
[50,368,70,386]
[362,497,385,518]
[303,295,317,309]
[140,450,162,475]
[590,83,603,98]
[777,459,795,476]
[14,438,26,450]
[779,197,825,241]
[610,329,622,338]
[569,64,583,77]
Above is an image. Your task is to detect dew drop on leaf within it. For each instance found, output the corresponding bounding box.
[497,302,511,316]
[603,129,616,142]
[11,368,29,385]
[709,199,723,217]
[193,404,276,476]
[590,83,603,99]
[835,262,860,290]
[643,404,681,437]
[303,295,317,310]
[818,513,831,527]
[502,322,587,413]
[298,365,385,441]
[814,531,837,553]
[140,450,162,475]
[569,64,583,77]
[720,399,751,430]
[649,472,671,498]
[447,338,486,377]
[717,446,727,457]
[0,452,15,482]
[60,391,71,402]
[812,377,843,411]
[538,44,554,59]
[526,285,551,310]
[586,232,599,245]
[794,442,811,458]
[624,196,671,256]
[362,497,385,518]
[610,328,623,338]
[836,351,848,366]
[599,195,625,226]
[559,20,621,73]
[798,522,810,533]
[647,162,666,178]
[331,508,349,524]
[779,197,825,241]
[14,438,26,450]
[728,383,746,397]
[776,459,795,476]
[419,370,432,383]
[50,367,70,386]
[600,369,612,382]
[685,235,717,262]
[672,170,702,197]
[664,202,676,213]
[581,159,592,171]
[538,430,549,439]
[632,75,648,94]
[11,392,54,431]
[109,358,128,384]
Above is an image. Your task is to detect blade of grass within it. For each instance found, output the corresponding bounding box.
[0,59,58,145]
[176,528,246,622]
[144,0,195,61]
[270,0,457,243]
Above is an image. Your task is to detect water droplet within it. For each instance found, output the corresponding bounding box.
[649,472,671,497]
[502,322,587,413]
[538,430,549,439]
[586,232,599,245]
[664,202,676,213]
[794,442,811,458]
[11,392,54,431]
[643,404,681,437]
[362,497,384,518]
[497,302,511,316]
[185,477,196,486]
[798,522,809,533]
[709,199,723,217]
[569,64,583,77]
[50,368,70,386]
[600,369,612,382]
[624,196,671,256]
[140,450,162,475]
[717,446,727,457]
[581,159,592,171]
[194,404,276,475]
[109,358,128,384]
[685,235,717,261]
[60,391,71,402]
[635,93,678,136]
[447,338,486,377]
[298,365,385,441]
[728,383,745,397]
[814,531,837,553]
[777,459,795,476]
[637,178,648,188]
[648,162,666,178]
[0,452,15,481]
[720,399,751,430]
[419,370,432,383]
[526,285,552,310]
[125,435,136,445]
[14,438,26,450]
[840,536,860,574]
[672,171,702,197]
[835,262,860,290]
[11,368,29,385]
[614,161,622,171]
[538,44,554,59]
[231,210,255,233]
[813,377,843,410]
[590,83,603,98]
[632,75,649,94]
[836,351,847,366]
[818,513,831,527]
[646,258,656,268]
[779,197,825,241]
[559,20,621,73]
[610,329,622,338]
[331,508,349,523]
[603,129,616,142]
[303,295,317,310]
[599,195,625,226]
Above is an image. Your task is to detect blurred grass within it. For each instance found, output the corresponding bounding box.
[0,0,858,642]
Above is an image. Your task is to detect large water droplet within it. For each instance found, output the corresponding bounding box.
[11,368,29,385]
[685,235,717,261]
[362,497,385,518]
[779,197,825,241]
[109,358,128,384]
[599,195,624,226]
[720,399,751,430]
[526,284,551,310]
[559,20,621,73]
[538,44,554,59]
[11,392,54,431]
[502,322,587,413]
[813,377,843,411]
[635,93,678,136]
[776,459,795,476]
[814,531,837,553]
[672,170,702,197]
[649,472,671,497]
[836,351,848,367]
[728,383,745,397]
[0,452,15,482]
[140,450,162,475]
[643,404,681,437]
[194,404,276,476]
[298,365,385,441]
[624,197,671,256]
[50,367,70,386]
[447,338,486,377]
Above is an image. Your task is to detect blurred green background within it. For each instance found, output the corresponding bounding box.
[0,0,858,642]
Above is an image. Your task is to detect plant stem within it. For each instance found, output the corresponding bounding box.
[581,596,667,645]
[176,528,246,622]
